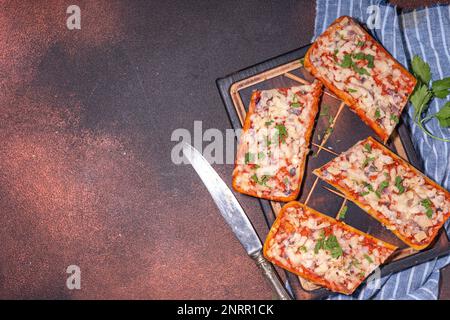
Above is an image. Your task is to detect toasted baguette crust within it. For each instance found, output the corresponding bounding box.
[304,16,417,143]
[313,137,450,250]
[263,201,397,294]
[232,83,322,202]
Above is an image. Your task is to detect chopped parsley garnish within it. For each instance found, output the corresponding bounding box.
[365,54,375,68]
[338,206,348,220]
[395,176,405,194]
[251,174,271,186]
[364,143,372,153]
[320,104,331,117]
[275,124,288,143]
[356,40,365,47]
[359,182,374,197]
[298,246,307,253]
[340,54,353,68]
[314,231,326,254]
[257,151,265,160]
[353,52,365,60]
[377,180,389,196]
[348,88,358,93]
[265,120,274,126]
[364,254,374,264]
[291,94,301,108]
[325,235,343,259]
[361,156,375,169]
[340,53,372,75]
[352,52,374,68]
[244,152,254,164]
[324,126,334,137]
[390,114,400,124]
[421,198,433,218]
[352,64,370,76]
[314,232,343,259]
[375,108,381,119]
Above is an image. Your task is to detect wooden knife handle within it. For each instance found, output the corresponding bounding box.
[250,250,293,300]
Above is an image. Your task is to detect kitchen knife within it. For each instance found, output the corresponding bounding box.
[182,142,292,300]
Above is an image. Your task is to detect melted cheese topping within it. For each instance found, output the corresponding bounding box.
[315,138,450,247]
[265,203,395,294]
[233,81,321,200]
[307,17,416,139]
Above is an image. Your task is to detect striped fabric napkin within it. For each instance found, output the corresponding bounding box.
[312,0,450,299]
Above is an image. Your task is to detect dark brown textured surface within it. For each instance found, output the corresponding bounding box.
[0,0,448,300]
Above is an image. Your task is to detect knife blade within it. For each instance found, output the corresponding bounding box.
[182,142,292,300]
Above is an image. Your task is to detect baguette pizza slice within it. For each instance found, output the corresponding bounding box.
[232,81,322,202]
[304,16,416,142]
[263,202,396,295]
[313,137,450,250]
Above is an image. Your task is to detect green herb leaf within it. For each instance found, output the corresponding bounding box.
[410,84,433,119]
[348,88,358,93]
[298,246,307,253]
[265,120,274,126]
[320,104,330,117]
[365,54,375,68]
[364,143,372,153]
[353,52,366,60]
[257,151,265,160]
[431,77,450,98]
[407,57,450,141]
[251,174,271,186]
[291,102,301,108]
[352,64,370,76]
[275,124,288,143]
[244,152,254,164]
[340,54,353,68]
[377,180,389,195]
[361,156,375,169]
[375,108,381,119]
[395,176,405,194]
[314,231,326,254]
[421,198,433,218]
[390,114,400,124]
[338,206,348,220]
[324,235,343,259]
[434,102,450,128]
[356,41,365,47]
[364,254,374,264]
[412,55,431,85]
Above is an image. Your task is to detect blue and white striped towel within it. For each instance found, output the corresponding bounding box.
[313,0,450,300]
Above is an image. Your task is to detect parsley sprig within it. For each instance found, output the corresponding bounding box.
[409,56,450,142]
